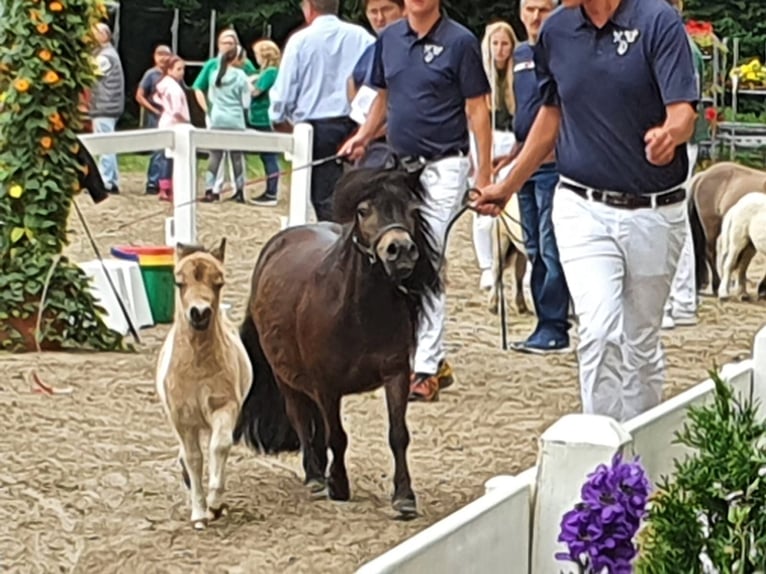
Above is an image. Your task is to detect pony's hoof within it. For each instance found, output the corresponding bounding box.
[328,481,350,502]
[392,496,418,520]
[738,293,752,302]
[208,504,229,521]
[192,519,207,531]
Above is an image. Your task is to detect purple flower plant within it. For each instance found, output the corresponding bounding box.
[555,453,651,574]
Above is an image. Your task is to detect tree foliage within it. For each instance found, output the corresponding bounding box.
[0,0,124,351]
[685,0,766,63]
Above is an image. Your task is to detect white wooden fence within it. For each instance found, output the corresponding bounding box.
[77,123,315,245]
[357,326,766,574]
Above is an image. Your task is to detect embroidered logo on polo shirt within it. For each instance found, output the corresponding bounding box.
[612,29,640,56]
[513,61,535,72]
[423,44,444,64]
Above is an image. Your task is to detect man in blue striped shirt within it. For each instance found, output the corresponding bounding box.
[269,0,374,221]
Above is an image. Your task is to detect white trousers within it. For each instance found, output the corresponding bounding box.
[552,185,686,422]
[470,130,516,271]
[414,155,472,375]
[664,143,699,319]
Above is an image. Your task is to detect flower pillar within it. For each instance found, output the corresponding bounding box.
[0,0,123,351]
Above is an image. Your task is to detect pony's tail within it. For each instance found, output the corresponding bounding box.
[687,179,708,292]
[233,310,300,453]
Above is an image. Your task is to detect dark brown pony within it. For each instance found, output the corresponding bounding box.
[233,165,441,518]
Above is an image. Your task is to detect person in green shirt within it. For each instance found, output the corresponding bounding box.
[191,28,258,199]
[248,39,282,205]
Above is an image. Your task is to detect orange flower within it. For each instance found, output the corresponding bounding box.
[40,136,53,150]
[49,1,64,11]
[38,49,52,62]
[13,78,30,92]
[36,23,49,34]
[49,112,65,131]
[42,70,60,84]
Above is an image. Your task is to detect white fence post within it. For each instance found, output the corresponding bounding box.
[753,326,766,415]
[171,123,197,245]
[288,122,314,227]
[531,414,633,574]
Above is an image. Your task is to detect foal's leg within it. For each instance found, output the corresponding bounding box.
[178,428,207,529]
[282,385,327,492]
[735,244,756,301]
[206,405,237,520]
[384,374,417,517]
[514,252,529,315]
[317,394,349,501]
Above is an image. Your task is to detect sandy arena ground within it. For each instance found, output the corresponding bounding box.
[1,171,765,573]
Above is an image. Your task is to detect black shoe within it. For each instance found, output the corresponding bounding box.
[227,190,245,203]
[251,192,278,206]
[145,185,159,195]
[108,185,120,194]
[201,190,219,203]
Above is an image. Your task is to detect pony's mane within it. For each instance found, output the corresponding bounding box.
[332,166,443,328]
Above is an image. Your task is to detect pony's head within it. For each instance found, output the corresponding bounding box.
[333,166,439,291]
[174,239,226,331]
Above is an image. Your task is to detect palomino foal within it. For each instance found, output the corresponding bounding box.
[155,239,252,530]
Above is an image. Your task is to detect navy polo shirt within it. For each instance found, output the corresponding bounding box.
[535,0,698,194]
[512,42,542,144]
[352,43,375,90]
[368,17,490,159]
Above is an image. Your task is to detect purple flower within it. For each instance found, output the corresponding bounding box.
[556,453,650,573]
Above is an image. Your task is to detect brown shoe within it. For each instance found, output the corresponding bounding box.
[409,373,439,402]
[436,360,456,390]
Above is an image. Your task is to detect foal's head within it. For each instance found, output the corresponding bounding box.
[334,167,438,286]
[174,239,226,331]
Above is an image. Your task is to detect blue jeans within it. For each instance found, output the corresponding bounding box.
[250,124,281,197]
[91,116,119,190]
[144,113,163,189]
[517,163,571,341]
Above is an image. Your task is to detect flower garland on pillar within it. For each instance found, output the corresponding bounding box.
[0,0,124,351]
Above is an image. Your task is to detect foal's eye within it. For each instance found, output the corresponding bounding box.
[175,281,185,289]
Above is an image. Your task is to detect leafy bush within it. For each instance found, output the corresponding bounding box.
[635,369,766,573]
[0,0,124,351]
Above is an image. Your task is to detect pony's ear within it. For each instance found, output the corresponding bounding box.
[211,238,226,263]
[176,242,197,260]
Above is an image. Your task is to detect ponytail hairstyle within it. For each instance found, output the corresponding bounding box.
[215,45,246,88]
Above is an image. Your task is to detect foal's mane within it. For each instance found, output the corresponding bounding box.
[332,167,443,323]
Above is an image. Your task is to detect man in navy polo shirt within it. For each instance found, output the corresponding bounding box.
[340,0,492,402]
[493,0,570,354]
[473,0,698,422]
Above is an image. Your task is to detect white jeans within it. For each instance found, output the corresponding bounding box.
[664,143,699,319]
[414,155,472,375]
[552,184,686,422]
[470,131,516,271]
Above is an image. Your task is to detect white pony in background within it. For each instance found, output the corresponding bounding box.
[717,192,766,301]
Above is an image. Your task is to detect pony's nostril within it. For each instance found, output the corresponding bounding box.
[190,306,211,324]
[386,243,399,257]
[407,242,419,259]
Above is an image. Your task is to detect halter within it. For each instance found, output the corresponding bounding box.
[352,222,413,264]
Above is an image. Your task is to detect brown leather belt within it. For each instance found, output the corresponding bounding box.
[561,181,686,210]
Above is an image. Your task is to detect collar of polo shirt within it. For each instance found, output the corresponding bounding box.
[575,0,635,29]
[403,14,446,43]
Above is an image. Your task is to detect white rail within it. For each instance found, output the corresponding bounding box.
[78,123,314,245]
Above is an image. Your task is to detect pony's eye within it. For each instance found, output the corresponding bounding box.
[175,281,184,289]
[357,206,370,218]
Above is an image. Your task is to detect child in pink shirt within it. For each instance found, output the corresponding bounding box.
[154,55,190,201]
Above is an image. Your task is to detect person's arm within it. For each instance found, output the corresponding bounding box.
[269,38,300,132]
[347,76,359,103]
[191,60,213,114]
[459,37,493,188]
[644,10,699,166]
[252,67,277,98]
[136,72,161,116]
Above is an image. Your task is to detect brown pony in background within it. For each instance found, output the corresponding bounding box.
[688,161,766,298]
[233,165,441,519]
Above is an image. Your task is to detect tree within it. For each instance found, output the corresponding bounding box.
[0,0,124,352]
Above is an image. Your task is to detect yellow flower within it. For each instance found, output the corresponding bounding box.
[13,78,30,92]
[42,70,60,84]
[49,1,64,11]
[40,136,53,150]
[0,92,6,104]
[9,184,24,199]
[36,23,49,34]
[39,49,52,62]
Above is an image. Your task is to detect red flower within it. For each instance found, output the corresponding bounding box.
[705,107,718,122]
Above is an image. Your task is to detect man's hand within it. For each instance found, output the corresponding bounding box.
[471,180,514,217]
[492,154,514,178]
[644,126,676,166]
[338,132,368,161]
